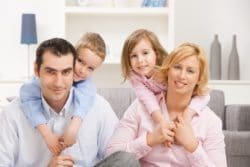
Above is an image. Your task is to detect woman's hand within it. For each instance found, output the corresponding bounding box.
[174,115,198,152]
[48,155,74,167]
[147,121,175,147]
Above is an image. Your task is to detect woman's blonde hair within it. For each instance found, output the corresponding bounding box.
[121,29,168,81]
[75,32,106,61]
[160,42,209,96]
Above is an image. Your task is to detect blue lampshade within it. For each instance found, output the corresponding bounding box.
[21,13,37,44]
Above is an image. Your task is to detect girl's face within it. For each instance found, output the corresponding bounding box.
[74,48,103,81]
[129,39,157,77]
[167,55,200,96]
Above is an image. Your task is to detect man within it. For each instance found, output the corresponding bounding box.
[0,38,121,167]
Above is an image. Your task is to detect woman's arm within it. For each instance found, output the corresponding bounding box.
[106,100,152,159]
[174,111,227,167]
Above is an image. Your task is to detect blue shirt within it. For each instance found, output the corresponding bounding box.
[20,76,96,127]
[0,89,118,167]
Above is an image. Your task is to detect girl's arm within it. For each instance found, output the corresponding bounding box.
[130,73,164,123]
[20,76,46,127]
[189,94,210,113]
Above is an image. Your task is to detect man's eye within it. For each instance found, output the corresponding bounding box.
[62,70,72,75]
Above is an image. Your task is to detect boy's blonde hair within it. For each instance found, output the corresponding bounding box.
[121,29,168,81]
[160,42,209,96]
[75,32,106,61]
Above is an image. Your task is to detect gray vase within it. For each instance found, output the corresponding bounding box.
[210,34,222,80]
[228,35,240,80]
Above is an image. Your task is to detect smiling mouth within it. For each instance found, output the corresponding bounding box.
[175,81,187,88]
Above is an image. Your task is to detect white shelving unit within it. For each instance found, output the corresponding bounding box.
[64,0,175,64]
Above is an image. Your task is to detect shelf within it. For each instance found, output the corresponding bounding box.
[65,7,169,15]
[209,80,250,85]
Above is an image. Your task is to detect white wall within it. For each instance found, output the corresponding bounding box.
[0,0,250,85]
[175,0,250,80]
[0,0,64,80]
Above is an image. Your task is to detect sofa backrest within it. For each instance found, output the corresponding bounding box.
[97,88,225,124]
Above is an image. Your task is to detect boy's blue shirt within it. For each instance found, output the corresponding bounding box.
[20,76,96,128]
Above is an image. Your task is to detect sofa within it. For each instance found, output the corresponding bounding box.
[97,88,250,167]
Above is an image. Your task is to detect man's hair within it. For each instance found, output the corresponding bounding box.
[35,38,77,70]
[75,32,106,61]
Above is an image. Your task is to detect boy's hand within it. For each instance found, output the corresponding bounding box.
[37,124,63,155]
[44,131,63,155]
[62,117,82,148]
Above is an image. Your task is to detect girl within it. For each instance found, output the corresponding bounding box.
[20,32,106,155]
[121,29,210,145]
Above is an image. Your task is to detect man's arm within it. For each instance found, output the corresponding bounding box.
[0,110,18,167]
[95,97,119,160]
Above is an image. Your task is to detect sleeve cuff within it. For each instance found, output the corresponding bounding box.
[185,141,207,165]
[132,131,152,156]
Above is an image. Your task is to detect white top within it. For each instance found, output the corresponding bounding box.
[0,89,118,167]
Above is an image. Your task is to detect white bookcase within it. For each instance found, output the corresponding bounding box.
[64,0,175,64]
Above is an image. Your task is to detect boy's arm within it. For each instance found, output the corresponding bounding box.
[73,78,97,119]
[189,94,210,112]
[20,76,46,128]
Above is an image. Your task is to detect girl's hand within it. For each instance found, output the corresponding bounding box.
[173,115,198,152]
[147,121,175,147]
[183,108,196,122]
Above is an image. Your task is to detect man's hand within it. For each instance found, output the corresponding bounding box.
[48,155,74,167]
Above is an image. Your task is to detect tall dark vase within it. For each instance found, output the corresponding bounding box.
[210,34,222,80]
[228,35,240,80]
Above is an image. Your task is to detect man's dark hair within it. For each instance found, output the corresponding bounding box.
[35,38,77,70]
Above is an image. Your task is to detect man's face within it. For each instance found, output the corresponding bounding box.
[34,51,74,108]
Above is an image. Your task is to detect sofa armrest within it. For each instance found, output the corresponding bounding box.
[224,130,250,156]
[225,105,250,131]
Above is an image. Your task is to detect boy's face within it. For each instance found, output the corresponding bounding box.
[74,48,103,81]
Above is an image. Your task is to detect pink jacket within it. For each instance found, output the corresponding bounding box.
[130,72,210,114]
[106,93,227,167]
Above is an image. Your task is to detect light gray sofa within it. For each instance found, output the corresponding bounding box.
[97,88,250,167]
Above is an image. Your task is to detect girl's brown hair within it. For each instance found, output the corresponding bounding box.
[121,29,168,81]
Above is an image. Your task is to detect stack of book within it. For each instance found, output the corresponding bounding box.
[142,0,167,7]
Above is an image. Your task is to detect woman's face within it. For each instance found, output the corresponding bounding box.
[167,55,200,95]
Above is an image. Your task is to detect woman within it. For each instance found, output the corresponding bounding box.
[106,43,227,166]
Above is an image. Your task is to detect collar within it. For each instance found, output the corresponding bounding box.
[157,92,201,121]
[41,88,73,119]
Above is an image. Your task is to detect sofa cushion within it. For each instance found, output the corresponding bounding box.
[225,105,250,131]
[208,89,225,128]
[97,88,136,119]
